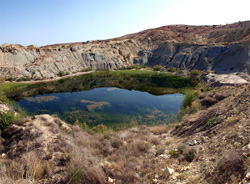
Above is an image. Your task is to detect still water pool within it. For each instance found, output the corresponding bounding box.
[17,87,185,128]
[9,71,196,128]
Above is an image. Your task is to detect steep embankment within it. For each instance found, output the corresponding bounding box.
[0,21,250,79]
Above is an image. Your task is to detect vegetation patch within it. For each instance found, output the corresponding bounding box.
[57,71,70,77]
[2,82,29,93]
[207,116,217,126]
[80,99,110,111]
[81,67,92,72]
[26,96,59,103]
[0,111,16,131]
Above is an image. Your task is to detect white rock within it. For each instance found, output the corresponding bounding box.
[167,167,174,175]
[108,177,114,183]
[1,153,6,159]
[153,178,158,183]
[246,172,250,179]
[243,143,250,156]
[181,166,190,171]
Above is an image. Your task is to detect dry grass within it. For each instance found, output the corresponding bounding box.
[187,175,200,184]
[148,135,161,145]
[149,125,169,135]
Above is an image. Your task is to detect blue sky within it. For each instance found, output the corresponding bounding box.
[0,0,249,46]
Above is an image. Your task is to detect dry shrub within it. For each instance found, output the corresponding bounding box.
[40,116,49,122]
[67,145,85,171]
[225,115,242,124]
[165,138,174,145]
[67,136,107,184]
[0,177,15,184]
[136,140,151,153]
[54,118,63,126]
[0,153,52,183]
[48,121,59,134]
[21,151,50,179]
[0,159,24,181]
[187,175,200,184]
[118,131,133,140]
[214,151,245,183]
[85,165,106,184]
[155,148,165,156]
[149,125,169,135]
[189,101,200,114]
[72,125,82,132]
[149,135,161,145]
[15,118,31,126]
[219,151,244,174]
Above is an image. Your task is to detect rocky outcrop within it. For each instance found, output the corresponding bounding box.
[0,21,250,79]
[206,73,249,87]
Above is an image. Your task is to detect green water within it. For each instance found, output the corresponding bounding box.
[8,71,196,128]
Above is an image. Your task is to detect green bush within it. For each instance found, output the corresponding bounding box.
[207,116,217,126]
[111,139,121,148]
[0,112,16,131]
[176,70,184,74]
[81,67,92,72]
[184,148,197,162]
[156,148,165,156]
[169,150,176,157]
[182,90,195,108]
[190,69,202,76]
[102,139,109,146]
[103,132,110,140]
[153,65,163,71]
[177,143,188,154]
[167,67,177,72]
[131,65,143,70]
[5,76,17,82]
[58,71,65,77]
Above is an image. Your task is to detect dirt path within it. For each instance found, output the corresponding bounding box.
[17,71,93,84]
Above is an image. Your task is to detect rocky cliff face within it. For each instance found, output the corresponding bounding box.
[0,21,250,79]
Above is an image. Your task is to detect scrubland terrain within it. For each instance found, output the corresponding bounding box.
[0,21,250,183]
[0,82,250,184]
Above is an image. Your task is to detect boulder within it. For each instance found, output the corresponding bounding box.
[214,93,226,101]
[201,97,218,107]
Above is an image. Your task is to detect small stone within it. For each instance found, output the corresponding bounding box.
[242,143,250,156]
[1,153,6,159]
[181,166,190,171]
[108,177,114,183]
[168,167,174,175]
[135,173,140,179]
[155,174,159,178]
[153,178,158,183]
[245,172,250,179]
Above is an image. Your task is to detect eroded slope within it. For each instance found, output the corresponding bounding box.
[0,21,250,79]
